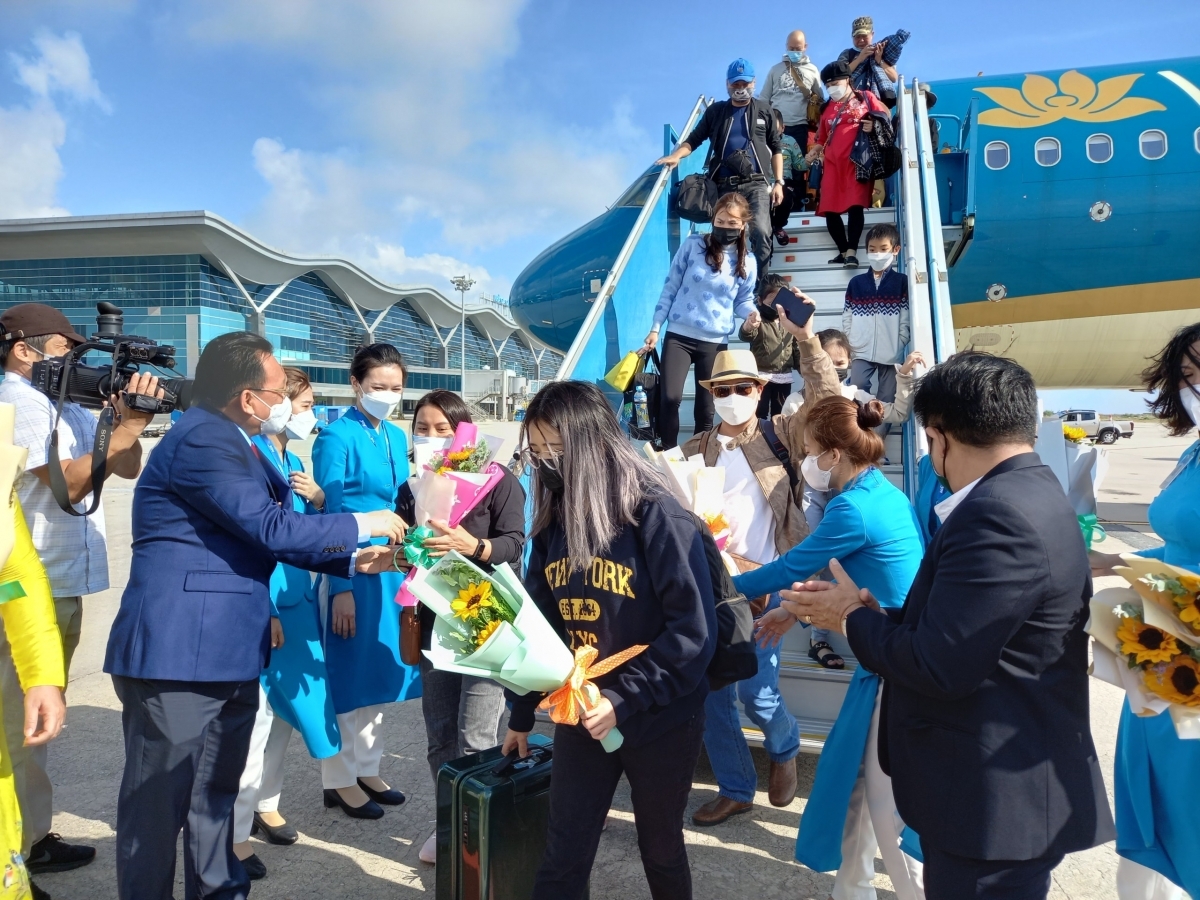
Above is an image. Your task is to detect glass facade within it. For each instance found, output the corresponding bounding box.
[0,254,561,390]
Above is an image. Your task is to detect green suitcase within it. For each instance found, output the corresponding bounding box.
[436,734,586,900]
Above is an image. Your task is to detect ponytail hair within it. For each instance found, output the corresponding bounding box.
[805,395,886,466]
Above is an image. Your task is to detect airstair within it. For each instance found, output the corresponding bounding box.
[550,77,956,751]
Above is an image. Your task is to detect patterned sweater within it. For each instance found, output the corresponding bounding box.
[654,233,757,343]
[841,267,910,365]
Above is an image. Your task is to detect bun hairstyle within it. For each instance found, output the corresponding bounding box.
[806,395,886,466]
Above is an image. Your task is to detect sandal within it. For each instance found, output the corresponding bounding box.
[808,641,845,669]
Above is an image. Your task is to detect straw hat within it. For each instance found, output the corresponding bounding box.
[699,349,770,390]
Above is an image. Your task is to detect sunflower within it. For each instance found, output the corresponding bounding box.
[1116,617,1179,664]
[1177,591,1200,631]
[451,581,495,621]
[473,619,502,648]
[447,449,473,464]
[1144,655,1200,707]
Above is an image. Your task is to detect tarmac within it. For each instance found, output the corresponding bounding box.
[31,424,1197,899]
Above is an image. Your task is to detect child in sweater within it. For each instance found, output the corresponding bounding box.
[842,223,909,403]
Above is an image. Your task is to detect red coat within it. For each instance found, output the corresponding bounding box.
[815,90,888,215]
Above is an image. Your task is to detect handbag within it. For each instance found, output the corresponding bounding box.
[624,348,661,447]
[604,351,642,392]
[400,605,422,667]
[674,172,719,223]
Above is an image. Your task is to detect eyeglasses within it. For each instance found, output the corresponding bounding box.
[248,387,288,400]
[711,382,758,399]
[517,447,562,471]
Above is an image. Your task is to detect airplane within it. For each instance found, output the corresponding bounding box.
[509,56,1200,390]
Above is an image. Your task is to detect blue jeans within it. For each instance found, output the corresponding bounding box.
[702,594,801,802]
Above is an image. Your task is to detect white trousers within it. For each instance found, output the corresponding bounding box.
[1117,857,1186,900]
[320,704,385,789]
[833,687,925,900]
[233,686,294,842]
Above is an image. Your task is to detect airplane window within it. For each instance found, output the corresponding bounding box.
[1034,137,1061,166]
[1086,134,1113,163]
[1140,129,1168,160]
[613,169,660,208]
[984,141,1009,170]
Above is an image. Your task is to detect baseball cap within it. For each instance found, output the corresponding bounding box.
[852,16,874,35]
[0,303,87,344]
[726,58,755,83]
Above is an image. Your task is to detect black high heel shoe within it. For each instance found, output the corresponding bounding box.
[323,788,384,819]
[252,811,298,845]
[357,778,406,806]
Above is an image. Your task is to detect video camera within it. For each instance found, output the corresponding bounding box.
[30,302,194,414]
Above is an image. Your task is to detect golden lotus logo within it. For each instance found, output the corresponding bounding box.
[975,71,1165,127]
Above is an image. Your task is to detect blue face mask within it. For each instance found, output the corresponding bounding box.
[787,50,806,64]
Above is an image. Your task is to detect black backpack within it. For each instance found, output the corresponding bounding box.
[690,513,759,690]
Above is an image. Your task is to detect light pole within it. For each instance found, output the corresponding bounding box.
[450,275,475,399]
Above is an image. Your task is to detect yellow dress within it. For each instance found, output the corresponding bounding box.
[0,406,65,898]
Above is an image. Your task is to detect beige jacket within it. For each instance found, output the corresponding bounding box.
[682,335,842,557]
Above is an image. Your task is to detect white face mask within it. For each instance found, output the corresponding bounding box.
[284,409,317,440]
[1180,383,1200,427]
[253,394,293,435]
[359,390,401,420]
[866,251,894,272]
[801,451,833,491]
[827,82,850,101]
[713,393,758,427]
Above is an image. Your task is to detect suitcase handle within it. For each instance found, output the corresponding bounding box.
[492,746,553,777]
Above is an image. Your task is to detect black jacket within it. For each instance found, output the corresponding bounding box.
[846,454,1115,861]
[682,98,783,179]
[507,493,715,748]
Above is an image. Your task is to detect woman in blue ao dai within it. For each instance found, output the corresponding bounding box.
[1092,323,1200,900]
[313,344,419,818]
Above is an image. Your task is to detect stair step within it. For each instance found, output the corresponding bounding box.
[774,246,866,271]
[780,207,897,250]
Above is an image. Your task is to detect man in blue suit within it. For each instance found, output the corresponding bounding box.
[104,332,406,900]
[781,353,1114,900]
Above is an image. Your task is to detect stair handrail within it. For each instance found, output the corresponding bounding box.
[912,79,957,363]
[554,94,710,381]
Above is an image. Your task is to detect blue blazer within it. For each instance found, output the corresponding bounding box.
[104,405,360,683]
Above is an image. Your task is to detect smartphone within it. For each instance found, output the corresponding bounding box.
[774,289,816,327]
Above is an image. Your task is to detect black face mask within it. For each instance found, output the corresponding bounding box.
[756,302,779,322]
[539,465,565,495]
[835,366,851,382]
[711,226,741,245]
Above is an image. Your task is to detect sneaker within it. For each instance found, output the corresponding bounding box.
[843,255,860,268]
[774,228,790,246]
[26,834,95,874]
[827,253,846,265]
[419,831,437,865]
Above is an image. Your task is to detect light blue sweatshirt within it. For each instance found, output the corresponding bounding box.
[653,233,757,343]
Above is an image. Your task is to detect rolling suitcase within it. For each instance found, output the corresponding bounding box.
[436,734,587,900]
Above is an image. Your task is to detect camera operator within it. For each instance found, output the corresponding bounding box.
[0,302,161,879]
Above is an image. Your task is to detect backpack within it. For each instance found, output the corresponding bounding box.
[698,419,797,488]
[691,513,759,690]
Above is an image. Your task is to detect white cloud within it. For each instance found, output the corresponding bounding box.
[0,31,108,218]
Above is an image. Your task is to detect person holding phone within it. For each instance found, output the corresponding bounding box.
[740,273,814,418]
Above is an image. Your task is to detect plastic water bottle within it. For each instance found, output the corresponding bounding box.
[633,385,649,429]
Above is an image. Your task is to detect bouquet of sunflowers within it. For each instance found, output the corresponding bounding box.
[1087,555,1200,739]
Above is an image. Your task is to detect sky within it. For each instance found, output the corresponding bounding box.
[0,0,1194,412]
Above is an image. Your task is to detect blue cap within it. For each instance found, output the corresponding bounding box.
[726,58,755,83]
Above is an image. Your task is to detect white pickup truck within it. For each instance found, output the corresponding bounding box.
[1061,409,1135,444]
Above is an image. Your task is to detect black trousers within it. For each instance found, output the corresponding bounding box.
[532,712,706,900]
[924,844,1065,900]
[769,183,796,232]
[113,675,259,900]
[825,206,866,255]
[658,332,726,448]
[756,380,793,419]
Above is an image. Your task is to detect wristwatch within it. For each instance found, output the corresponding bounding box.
[471,538,486,561]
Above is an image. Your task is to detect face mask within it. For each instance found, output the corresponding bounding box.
[284,409,317,440]
[712,226,741,245]
[253,394,293,435]
[931,434,953,493]
[801,452,833,492]
[713,393,758,427]
[539,464,565,495]
[729,85,753,102]
[1180,384,1200,427]
[358,390,401,420]
[835,366,851,382]
[786,50,807,64]
[866,251,894,272]
[827,83,850,101]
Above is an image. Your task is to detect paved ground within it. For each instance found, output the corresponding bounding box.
[29,425,1197,899]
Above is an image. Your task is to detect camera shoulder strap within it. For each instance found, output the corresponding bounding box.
[47,400,112,518]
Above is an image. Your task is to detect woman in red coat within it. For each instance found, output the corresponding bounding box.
[808,59,889,267]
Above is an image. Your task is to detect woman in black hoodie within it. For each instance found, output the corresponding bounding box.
[503,380,716,900]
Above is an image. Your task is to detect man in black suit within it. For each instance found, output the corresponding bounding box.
[782,353,1114,899]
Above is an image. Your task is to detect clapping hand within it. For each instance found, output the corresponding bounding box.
[779,559,881,634]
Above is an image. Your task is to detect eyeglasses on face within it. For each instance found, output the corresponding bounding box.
[517,447,562,471]
[711,382,757,399]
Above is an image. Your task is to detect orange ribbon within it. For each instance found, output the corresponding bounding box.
[538,643,649,725]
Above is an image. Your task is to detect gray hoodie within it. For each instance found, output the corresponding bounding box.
[760,56,821,127]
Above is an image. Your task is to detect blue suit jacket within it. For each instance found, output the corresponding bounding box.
[104,405,360,683]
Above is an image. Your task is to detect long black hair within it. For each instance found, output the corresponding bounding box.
[1143,322,1200,436]
[410,389,473,433]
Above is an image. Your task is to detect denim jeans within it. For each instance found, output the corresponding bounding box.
[419,655,507,783]
[702,594,801,802]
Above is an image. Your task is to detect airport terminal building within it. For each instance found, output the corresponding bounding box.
[0,211,560,412]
